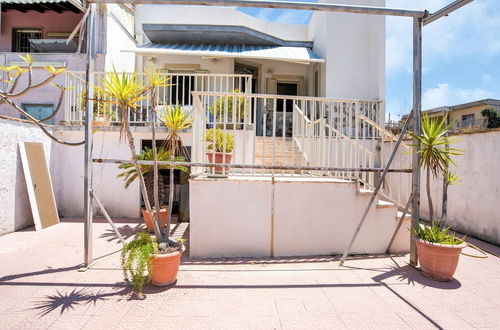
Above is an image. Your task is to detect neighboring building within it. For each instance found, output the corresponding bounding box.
[0,0,135,124]
[402,99,500,131]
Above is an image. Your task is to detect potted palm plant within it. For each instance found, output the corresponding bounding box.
[99,68,189,291]
[410,114,465,281]
[116,146,187,231]
[204,128,234,174]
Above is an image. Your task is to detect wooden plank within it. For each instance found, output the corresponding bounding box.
[19,142,59,231]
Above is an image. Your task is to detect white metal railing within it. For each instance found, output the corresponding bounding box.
[190,91,411,206]
[64,71,252,124]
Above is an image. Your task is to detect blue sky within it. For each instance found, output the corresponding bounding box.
[238,0,500,119]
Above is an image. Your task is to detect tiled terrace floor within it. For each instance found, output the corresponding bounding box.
[0,218,499,330]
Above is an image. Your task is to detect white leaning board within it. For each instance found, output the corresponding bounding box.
[19,142,60,231]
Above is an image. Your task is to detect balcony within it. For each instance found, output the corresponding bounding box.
[63,71,253,125]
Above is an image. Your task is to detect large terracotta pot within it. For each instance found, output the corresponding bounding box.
[151,246,184,286]
[415,238,466,281]
[206,152,232,174]
[141,208,168,232]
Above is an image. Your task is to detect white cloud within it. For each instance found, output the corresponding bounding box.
[386,0,500,76]
[422,83,497,109]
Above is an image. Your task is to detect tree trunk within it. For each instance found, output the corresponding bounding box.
[124,118,163,240]
[426,166,434,222]
[167,152,174,235]
[441,171,449,225]
[150,88,165,238]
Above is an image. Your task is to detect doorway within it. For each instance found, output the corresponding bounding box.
[266,82,298,137]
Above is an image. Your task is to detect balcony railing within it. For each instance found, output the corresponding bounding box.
[63,71,252,125]
[191,91,409,206]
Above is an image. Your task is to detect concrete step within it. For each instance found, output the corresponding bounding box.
[395,211,412,221]
[376,200,397,209]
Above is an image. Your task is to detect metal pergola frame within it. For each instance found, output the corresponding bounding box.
[81,0,474,268]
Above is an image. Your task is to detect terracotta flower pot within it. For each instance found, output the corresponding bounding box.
[415,238,466,281]
[151,246,184,286]
[206,152,232,174]
[141,208,168,232]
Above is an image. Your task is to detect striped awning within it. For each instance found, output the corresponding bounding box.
[122,43,324,64]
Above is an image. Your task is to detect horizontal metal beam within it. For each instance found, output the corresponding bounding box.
[86,0,426,18]
[423,0,474,26]
[93,158,413,173]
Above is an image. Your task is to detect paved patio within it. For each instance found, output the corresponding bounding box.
[0,218,499,330]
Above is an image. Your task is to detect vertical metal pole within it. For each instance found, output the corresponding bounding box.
[410,17,422,266]
[84,4,96,267]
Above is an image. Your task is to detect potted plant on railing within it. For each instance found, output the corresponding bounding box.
[117,146,188,231]
[80,89,114,126]
[98,68,188,293]
[410,114,465,281]
[204,128,234,175]
[209,89,249,130]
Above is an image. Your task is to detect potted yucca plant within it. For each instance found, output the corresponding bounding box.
[410,114,465,281]
[204,128,234,175]
[99,68,189,291]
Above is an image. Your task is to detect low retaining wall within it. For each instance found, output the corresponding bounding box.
[0,119,54,235]
[189,176,409,258]
[386,129,500,245]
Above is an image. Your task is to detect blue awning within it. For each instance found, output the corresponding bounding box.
[122,43,324,64]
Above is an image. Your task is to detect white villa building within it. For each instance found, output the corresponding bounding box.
[3,1,414,257]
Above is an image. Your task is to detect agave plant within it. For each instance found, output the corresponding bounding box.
[410,114,463,222]
[411,222,464,245]
[158,104,193,230]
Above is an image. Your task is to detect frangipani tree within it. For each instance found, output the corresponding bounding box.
[0,54,82,146]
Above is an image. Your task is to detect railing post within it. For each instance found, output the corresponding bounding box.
[410,17,422,267]
[354,102,360,178]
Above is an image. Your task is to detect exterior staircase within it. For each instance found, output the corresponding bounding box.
[254,136,307,168]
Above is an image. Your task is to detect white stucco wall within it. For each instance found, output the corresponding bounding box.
[309,0,385,101]
[420,130,500,245]
[135,5,310,44]
[0,120,54,235]
[385,130,500,245]
[104,5,137,72]
[190,176,407,258]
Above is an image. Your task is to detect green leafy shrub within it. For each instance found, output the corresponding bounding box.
[481,108,500,128]
[209,89,248,121]
[121,233,184,293]
[204,128,234,153]
[121,232,157,293]
[412,222,464,245]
